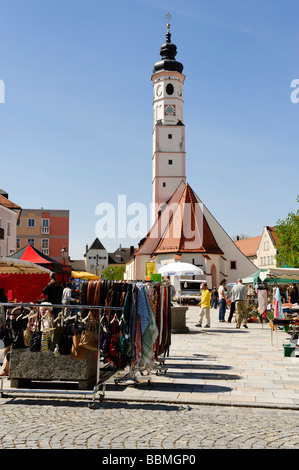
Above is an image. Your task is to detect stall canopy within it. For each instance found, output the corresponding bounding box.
[71,270,101,280]
[260,267,299,284]
[0,257,52,303]
[242,269,268,284]
[9,245,72,278]
[0,257,52,275]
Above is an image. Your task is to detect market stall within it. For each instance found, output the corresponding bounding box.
[9,245,72,284]
[0,257,52,303]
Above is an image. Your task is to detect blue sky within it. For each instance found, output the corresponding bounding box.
[0,0,298,259]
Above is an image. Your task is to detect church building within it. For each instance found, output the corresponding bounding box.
[125,20,256,288]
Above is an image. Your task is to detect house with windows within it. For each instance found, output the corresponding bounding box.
[234,226,278,269]
[16,208,69,262]
[0,190,21,257]
[256,226,278,268]
[84,238,109,275]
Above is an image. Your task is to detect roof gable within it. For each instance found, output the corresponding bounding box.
[88,238,106,251]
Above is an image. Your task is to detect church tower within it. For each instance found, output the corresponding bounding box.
[151,18,186,224]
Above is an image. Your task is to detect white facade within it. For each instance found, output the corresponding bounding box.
[0,205,18,257]
[85,248,108,275]
[256,226,277,268]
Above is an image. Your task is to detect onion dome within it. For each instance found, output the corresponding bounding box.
[153,23,184,74]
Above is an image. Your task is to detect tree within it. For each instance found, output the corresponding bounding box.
[275,196,299,268]
[102,264,126,280]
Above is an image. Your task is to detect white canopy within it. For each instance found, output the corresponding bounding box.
[0,257,52,275]
[260,267,299,282]
[158,262,204,277]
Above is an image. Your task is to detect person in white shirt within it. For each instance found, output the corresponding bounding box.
[62,282,75,318]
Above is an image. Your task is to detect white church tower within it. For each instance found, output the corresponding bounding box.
[151,18,186,224]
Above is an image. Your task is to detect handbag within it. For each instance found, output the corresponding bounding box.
[71,333,89,360]
[49,326,66,352]
[29,330,42,352]
[23,327,33,347]
[0,327,12,348]
[12,329,25,349]
[29,315,42,352]
[58,326,73,355]
[79,315,99,351]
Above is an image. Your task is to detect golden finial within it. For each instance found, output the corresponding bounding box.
[165,12,172,32]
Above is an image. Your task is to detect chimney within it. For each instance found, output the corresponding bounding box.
[236,236,240,241]
[130,245,135,256]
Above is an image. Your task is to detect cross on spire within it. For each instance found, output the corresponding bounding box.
[165,12,172,32]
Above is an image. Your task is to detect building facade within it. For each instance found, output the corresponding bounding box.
[234,227,278,269]
[0,191,21,257]
[16,208,69,262]
[84,238,109,275]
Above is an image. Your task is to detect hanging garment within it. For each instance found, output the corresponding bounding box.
[257,289,268,319]
[142,286,159,368]
[274,287,283,319]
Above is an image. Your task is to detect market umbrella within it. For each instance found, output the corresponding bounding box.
[158,262,204,277]
[71,270,101,280]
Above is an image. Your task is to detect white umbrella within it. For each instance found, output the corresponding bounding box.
[158,262,204,277]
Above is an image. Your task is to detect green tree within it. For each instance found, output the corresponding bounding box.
[102,264,126,280]
[275,196,299,268]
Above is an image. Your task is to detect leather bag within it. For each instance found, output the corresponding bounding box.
[71,334,89,360]
[79,315,99,351]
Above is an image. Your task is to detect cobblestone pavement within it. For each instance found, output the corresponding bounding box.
[1,306,299,450]
[1,398,299,449]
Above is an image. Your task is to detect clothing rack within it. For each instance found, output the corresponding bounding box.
[0,277,172,407]
[0,302,123,409]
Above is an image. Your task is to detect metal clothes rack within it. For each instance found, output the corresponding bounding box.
[0,302,123,409]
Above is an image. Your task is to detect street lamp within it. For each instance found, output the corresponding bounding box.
[61,246,68,265]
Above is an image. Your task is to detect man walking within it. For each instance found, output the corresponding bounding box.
[196,283,211,328]
[232,279,248,329]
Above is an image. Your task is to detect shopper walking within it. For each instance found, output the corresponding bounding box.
[211,287,218,309]
[232,279,248,329]
[227,287,236,323]
[196,283,211,328]
[62,282,75,318]
[218,279,227,322]
[42,273,63,318]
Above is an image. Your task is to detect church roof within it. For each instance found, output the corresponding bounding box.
[153,184,223,255]
[135,183,223,257]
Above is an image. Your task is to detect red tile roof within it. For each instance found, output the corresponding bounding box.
[234,236,261,257]
[0,194,21,211]
[152,184,223,255]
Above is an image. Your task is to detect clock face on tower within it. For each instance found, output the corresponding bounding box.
[164,104,176,116]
